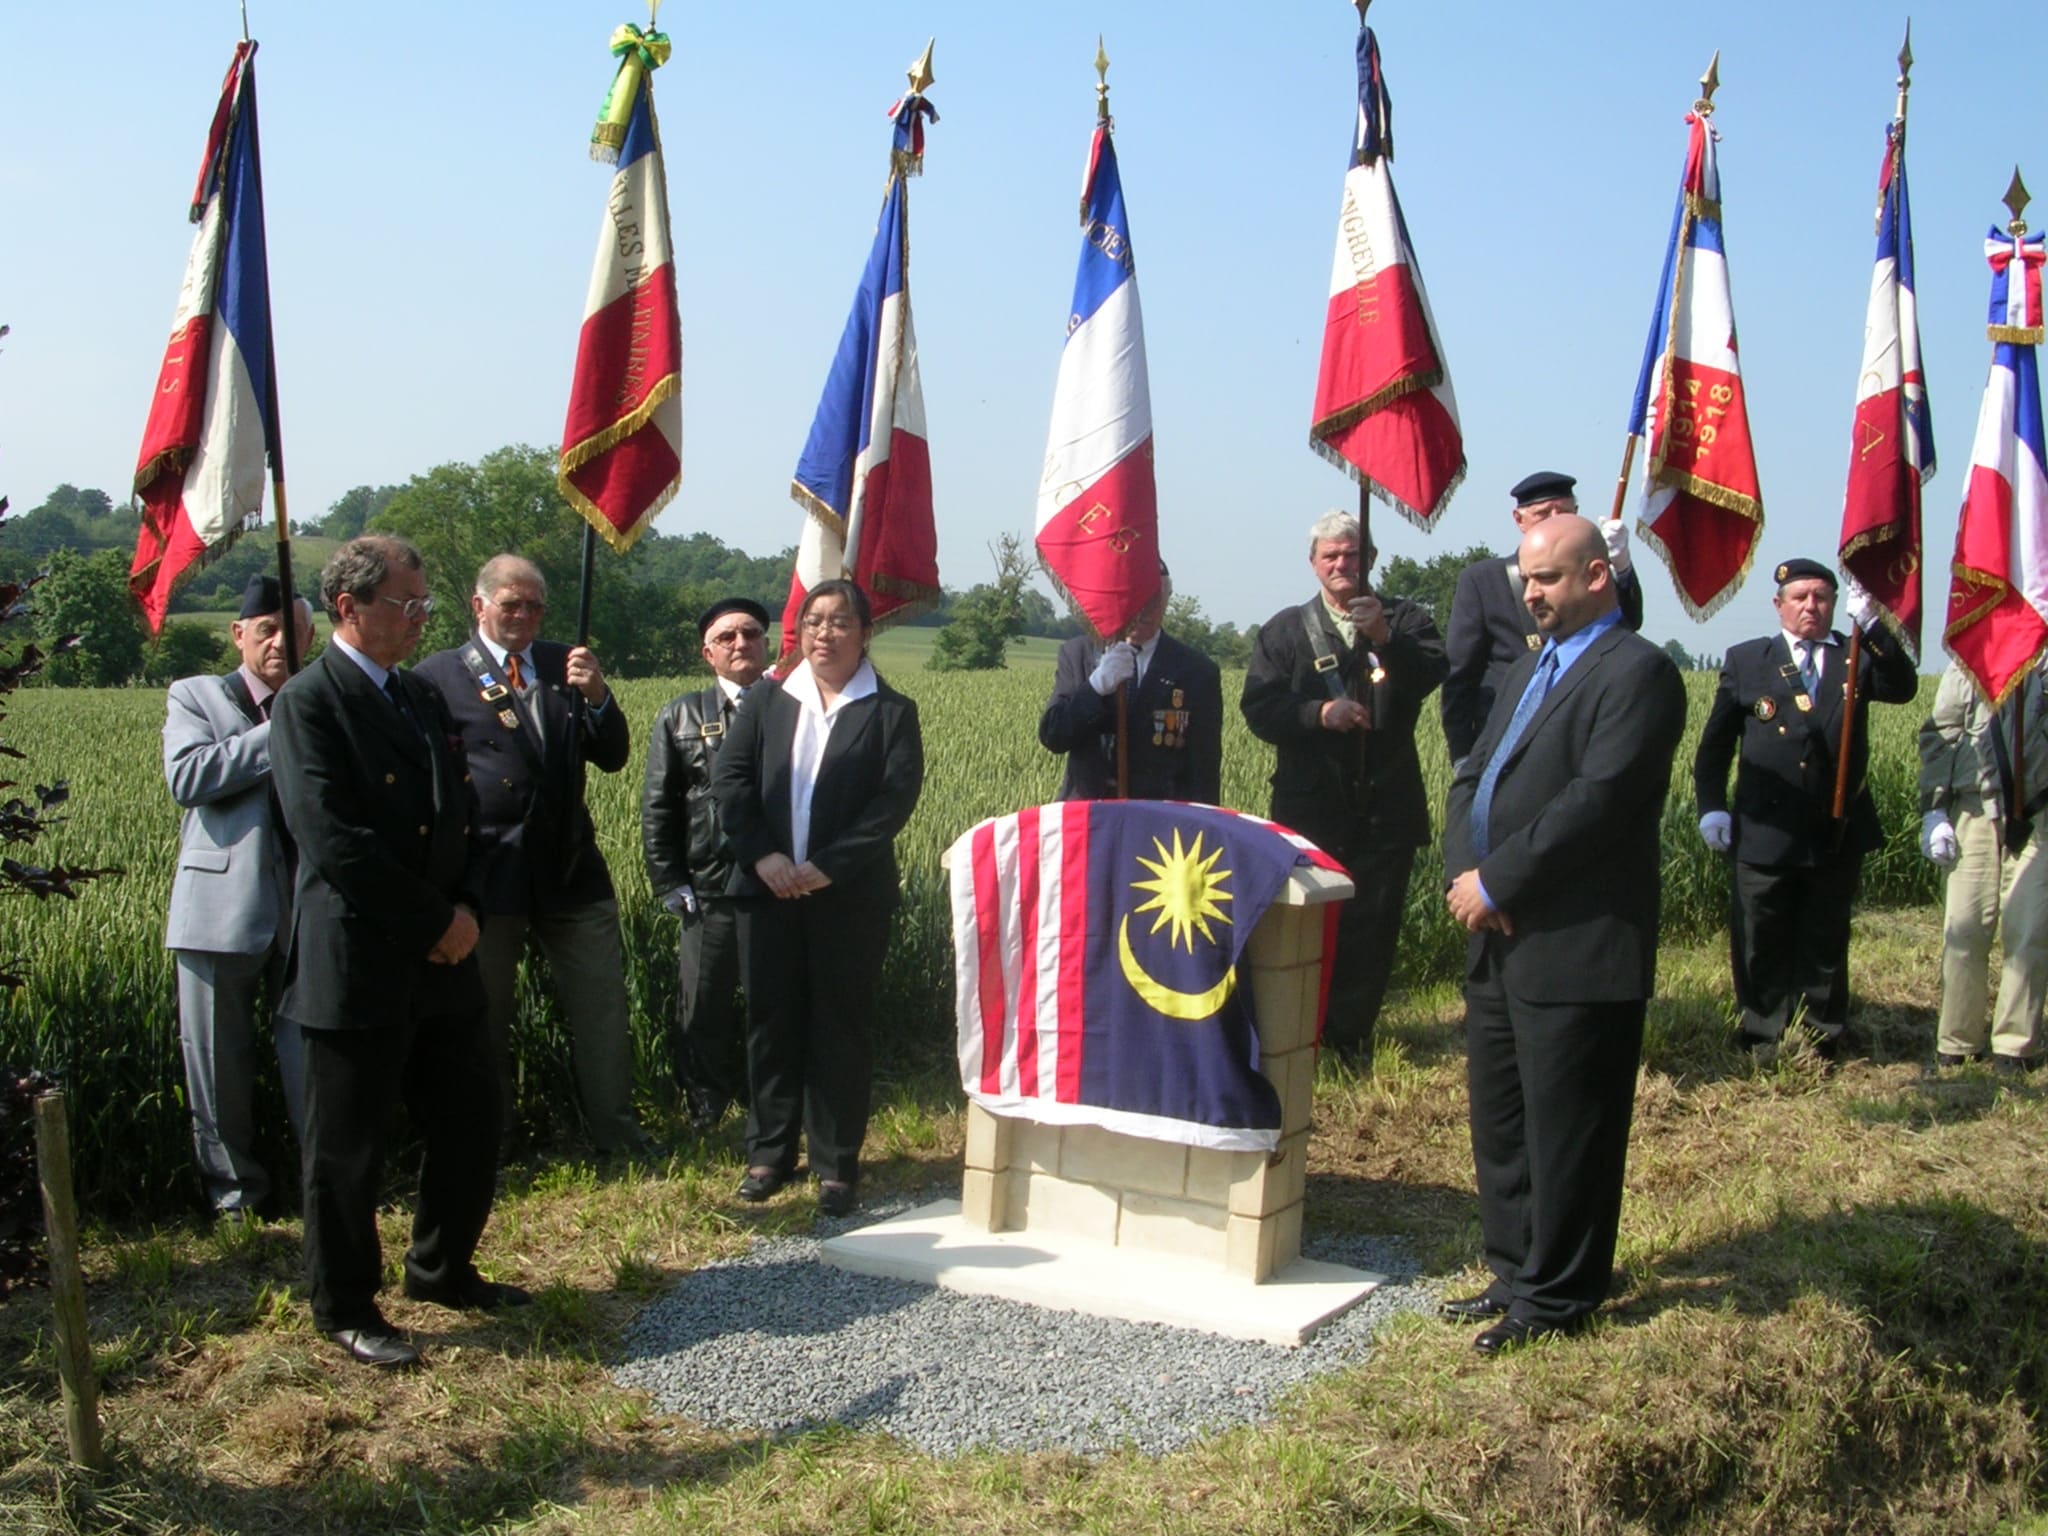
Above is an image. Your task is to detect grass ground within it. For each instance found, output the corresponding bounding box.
[6,912,2048,1535]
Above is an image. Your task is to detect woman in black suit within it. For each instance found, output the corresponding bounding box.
[710,580,924,1215]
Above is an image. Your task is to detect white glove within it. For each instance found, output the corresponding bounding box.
[1921,811,1960,867]
[663,884,700,919]
[1089,641,1138,696]
[1601,517,1633,575]
[1844,579,1878,632]
[1698,811,1732,853]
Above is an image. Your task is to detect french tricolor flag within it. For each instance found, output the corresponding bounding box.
[1839,120,1934,659]
[1308,21,1463,531]
[130,41,277,633]
[1035,120,1159,641]
[784,88,941,658]
[1628,108,1765,620]
[1946,228,2048,706]
[559,63,682,553]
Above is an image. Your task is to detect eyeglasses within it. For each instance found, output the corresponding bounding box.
[800,614,859,636]
[376,594,436,621]
[707,625,765,647]
[489,597,547,616]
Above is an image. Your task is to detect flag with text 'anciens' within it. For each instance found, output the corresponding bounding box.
[1839,120,1935,660]
[558,30,682,554]
[1308,21,1463,531]
[1945,227,2048,706]
[950,802,1343,1152]
[130,41,278,633]
[1034,120,1159,642]
[782,87,941,662]
[1627,109,1764,619]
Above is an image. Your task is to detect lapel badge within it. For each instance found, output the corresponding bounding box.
[1172,688,1185,709]
[1754,697,1776,721]
[497,708,520,729]
[1525,634,1543,651]
[1794,694,1814,713]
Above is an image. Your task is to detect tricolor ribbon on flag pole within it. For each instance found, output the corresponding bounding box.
[130,40,279,633]
[1625,64,1765,621]
[558,23,683,554]
[1307,17,1463,532]
[1838,51,1934,661]
[1945,186,2048,707]
[782,45,942,662]
[1034,45,1159,643]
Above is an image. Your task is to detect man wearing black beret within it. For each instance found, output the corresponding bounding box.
[1692,557,1918,1056]
[641,597,771,1128]
[1440,472,1645,767]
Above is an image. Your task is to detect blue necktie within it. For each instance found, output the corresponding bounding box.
[1471,648,1558,860]
[1797,640,1819,699]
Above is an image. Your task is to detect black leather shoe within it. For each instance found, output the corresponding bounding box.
[1441,1291,1510,1322]
[329,1326,421,1369]
[817,1181,857,1218]
[1992,1054,2037,1076]
[402,1272,533,1311]
[737,1166,786,1202]
[1473,1314,1583,1355]
[685,1089,731,1131]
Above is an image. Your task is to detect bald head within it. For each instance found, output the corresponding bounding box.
[1517,513,1616,639]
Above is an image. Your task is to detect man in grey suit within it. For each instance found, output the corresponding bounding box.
[162,575,313,1218]
[1443,514,1686,1355]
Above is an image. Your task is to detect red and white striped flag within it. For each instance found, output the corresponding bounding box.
[558,25,682,553]
[1307,21,1463,531]
[130,41,279,633]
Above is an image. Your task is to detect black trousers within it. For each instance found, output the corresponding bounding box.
[1323,845,1416,1060]
[736,885,894,1185]
[674,898,747,1106]
[298,996,500,1333]
[1464,947,1644,1324]
[1730,854,1861,1040]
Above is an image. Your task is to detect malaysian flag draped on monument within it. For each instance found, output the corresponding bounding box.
[1035,93,1159,641]
[1307,19,1463,530]
[130,41,278,633]
[1839,117,1935,658]
[558,24,683,553]
[783,70,941,659]
[1627,103,1764,619]
[950,803,1342,1152]
[1945,221,2048,704]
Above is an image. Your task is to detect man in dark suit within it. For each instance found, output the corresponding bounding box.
[415,555,650,1158]
[162,575,313,1218]
[1038,568,1222,804]
[642,596,770,1129]
[1443,514,1686,1354]
[1242,510,1447,1064]
[1440,471,1645,766]
[271,536,525,1371]
[1693,557,1919,1054]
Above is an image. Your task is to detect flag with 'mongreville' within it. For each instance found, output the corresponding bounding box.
[130,40,278,633]
[1034,117,1159,641]
[1308,20,1463,530]
[1627,108,1764,619]
[559,27,682,554]
[951,801,1343,1152]
[1838,119,1934,659]
[1945,226,2048,706]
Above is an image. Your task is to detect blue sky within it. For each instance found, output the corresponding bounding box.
[3,2,2044,662]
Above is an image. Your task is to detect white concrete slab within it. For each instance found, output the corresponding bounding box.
[819,1199,1381,1347]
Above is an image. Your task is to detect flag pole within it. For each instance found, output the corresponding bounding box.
[1832,29,1914,821]
[1088,36,1133,799]
[1352,0,1375,557]
[2005,173,2034,823]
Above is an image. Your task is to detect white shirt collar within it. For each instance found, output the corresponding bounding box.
[477,632,532,677]
[781,657,878,716]
[330,635,392,691]
[237,664,279,706]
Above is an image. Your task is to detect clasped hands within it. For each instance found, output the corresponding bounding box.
[756,851,832,899]
[1445,870,1513,934]
[429,905,480,965]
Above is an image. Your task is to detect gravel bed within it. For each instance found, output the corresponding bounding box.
[614,1188,1439,1457]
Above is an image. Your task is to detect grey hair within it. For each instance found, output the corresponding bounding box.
[320,535,422,621]
[475,553,546,600]
[1308,509,1364,556]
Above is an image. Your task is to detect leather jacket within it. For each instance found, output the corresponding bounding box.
[641,684,741,900]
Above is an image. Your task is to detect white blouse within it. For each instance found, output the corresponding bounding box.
[779,657,878,863]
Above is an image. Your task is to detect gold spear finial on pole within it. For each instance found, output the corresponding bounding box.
[2006,167,2032,238]
[1695,51,1722,116]
[907,37,936,96]
[1354,0,1373,21]
[1895,22,1913,121]
[1095,36,1112,124]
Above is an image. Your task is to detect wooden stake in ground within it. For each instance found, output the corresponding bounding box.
[33,1091,104,1470]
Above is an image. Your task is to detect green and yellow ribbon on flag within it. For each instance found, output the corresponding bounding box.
[590,22,671,163]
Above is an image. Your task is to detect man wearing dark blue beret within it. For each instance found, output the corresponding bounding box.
[1692,557,1919,1056]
